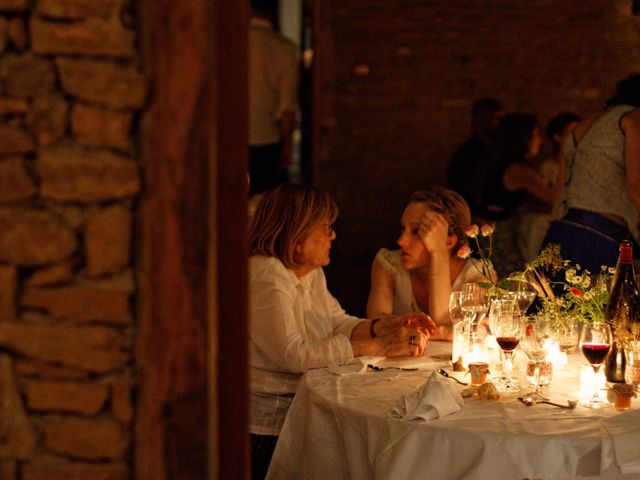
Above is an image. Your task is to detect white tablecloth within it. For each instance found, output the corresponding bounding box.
[267,341,640,480]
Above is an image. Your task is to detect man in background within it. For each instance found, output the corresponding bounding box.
[447,98,504,217]
[249,0,299,195]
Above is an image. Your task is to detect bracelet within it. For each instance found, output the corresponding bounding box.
[369,318,380,338]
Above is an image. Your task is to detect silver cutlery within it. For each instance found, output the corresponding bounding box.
[436,368,468,385]
[518,396,578,409]
[367,364,419,372]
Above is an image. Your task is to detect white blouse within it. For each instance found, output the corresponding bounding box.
[372,248,495,314]
[249,255,362,435]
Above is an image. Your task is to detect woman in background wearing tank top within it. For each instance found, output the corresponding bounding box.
[541,73,640,271]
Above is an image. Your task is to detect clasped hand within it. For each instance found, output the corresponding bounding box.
[377,312,436,357]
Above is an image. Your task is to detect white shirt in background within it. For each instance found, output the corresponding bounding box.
[249,17,299,146]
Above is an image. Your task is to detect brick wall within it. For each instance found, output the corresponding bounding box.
[0,0,145,477]
[316,0,640,315]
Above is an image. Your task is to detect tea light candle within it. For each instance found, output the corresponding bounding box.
[579,365,607,397]
[548,342,568,369]
[462,349,490,369]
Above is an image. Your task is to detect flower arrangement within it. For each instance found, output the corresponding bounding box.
[615,312,640,349]
[456,223,498,289]
[523,244,613,325]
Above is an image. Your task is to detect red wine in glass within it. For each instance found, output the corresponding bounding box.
[496,336,520,352]
[579,323,612,408]
[581,343,611,366]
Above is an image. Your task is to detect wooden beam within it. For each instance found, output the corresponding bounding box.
[136,0,221,477]
[213,0,250,479]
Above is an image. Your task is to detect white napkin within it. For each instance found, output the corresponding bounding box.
[601,409,640,474]
[325,357,369,376]
[388,371,464,422]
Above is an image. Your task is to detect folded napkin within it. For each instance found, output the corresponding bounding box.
[325,357,369,376]
[388,371,464,422]
[601,409,640,474]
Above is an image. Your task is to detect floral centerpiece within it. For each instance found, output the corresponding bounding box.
[456,223,500,289]
[523,244,613,352]
[524,244,612,323]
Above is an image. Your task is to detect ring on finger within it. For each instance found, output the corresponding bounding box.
[408,335,417,346]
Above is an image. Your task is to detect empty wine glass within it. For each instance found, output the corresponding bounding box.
[579,323,612,408]
[521,315,555,402]
[450,290,469,365]
[503,278,537,314]
[491,306,523,392]
[449,291,465,324]
[461,282,490,329]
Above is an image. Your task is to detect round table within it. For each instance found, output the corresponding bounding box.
[267,341,640,480]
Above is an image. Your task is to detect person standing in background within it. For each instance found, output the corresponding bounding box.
[249,0,299,195]
[447,98,505,218]
[516,112,580,261]
[542,74,640,271]
[479,112,556,278]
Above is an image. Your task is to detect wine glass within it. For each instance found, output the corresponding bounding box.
[579,323,612,408]
[520,315,555,402]
[450,291,468,365]
[461,282,491,332]
[503,278,537,314]
[488,297,519,334]
[490,306,523,392]
[449,291,465,324]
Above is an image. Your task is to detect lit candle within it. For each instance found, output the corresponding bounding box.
[462,344,490,369]
[579,365,607,398]
[547,342,568,369]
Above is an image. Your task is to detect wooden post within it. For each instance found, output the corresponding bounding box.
[137,0,249,478]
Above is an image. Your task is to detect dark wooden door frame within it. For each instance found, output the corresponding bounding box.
[136,0,249,478]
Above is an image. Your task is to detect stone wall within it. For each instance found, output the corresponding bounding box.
[0,0,145,477]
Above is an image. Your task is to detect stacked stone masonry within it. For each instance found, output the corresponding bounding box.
[0,0,145,477]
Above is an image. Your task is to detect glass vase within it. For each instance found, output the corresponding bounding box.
[624,344,640,392]
[555,316,580,354]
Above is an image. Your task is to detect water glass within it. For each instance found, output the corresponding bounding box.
[521,315,555,402]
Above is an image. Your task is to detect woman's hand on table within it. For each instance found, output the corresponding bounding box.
[376,312,437,337]
[351,313,435,357]
[376,312,434,357]
[380,325,429,357]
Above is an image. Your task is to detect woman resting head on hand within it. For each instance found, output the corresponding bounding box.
[249,183,435,360]
[248,184,436,480]
[367,186,496,340]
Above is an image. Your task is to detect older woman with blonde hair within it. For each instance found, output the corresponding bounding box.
[367,186,496,339]
[249,183,436,480]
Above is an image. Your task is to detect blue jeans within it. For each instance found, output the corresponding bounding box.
[541,209,637,272]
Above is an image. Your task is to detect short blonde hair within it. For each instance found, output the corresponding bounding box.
[249,184,338,268]
[409,186,471,252]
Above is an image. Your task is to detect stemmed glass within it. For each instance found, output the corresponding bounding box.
[579,323,612,408]
[490,305,523,392]
[461,282,491,336]
[488,297,519,335]
[449,291,465,324]
[520,315,555,402]
[450,291,468,365]
[503,278,537,315]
